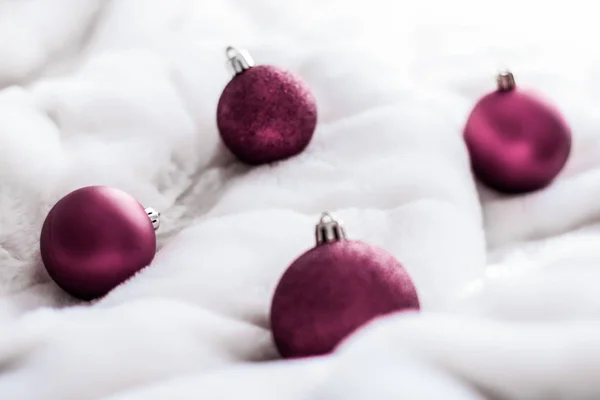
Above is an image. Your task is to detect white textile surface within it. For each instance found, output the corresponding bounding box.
[0,0,599,399]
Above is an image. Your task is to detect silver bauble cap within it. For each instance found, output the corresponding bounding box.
[226,46,255,75]
[145,207,160,231]
[497,70,516,91]
[315,212,346,245]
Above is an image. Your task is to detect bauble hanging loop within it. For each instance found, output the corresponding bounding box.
[270,212,420,359]
[464,70,572,194]
[217,46,318,165]
[40,186,159,300]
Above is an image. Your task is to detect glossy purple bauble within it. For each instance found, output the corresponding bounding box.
[464,89,571,194]
[217,65,317,165]
[270,240,420,359]
[40,186,156,300]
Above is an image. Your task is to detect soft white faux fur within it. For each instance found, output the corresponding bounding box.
[0,0,599,399]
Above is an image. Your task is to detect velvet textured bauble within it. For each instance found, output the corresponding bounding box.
[270,222,420,359]
[40,186,157,300]
[464,77,571,194]
[217,64,317,165]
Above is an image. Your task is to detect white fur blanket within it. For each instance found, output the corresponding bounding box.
[1,0,599,399]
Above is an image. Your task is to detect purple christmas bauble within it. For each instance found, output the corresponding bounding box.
[40,186,157,300]
[270,214,420,359]
[464,71,571,194]
[217,49,317,165]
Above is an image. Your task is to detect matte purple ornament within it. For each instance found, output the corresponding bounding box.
[40,186,159,300]
[270,213,420,359]
[464,71,571,194]
[216,47,317,165]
